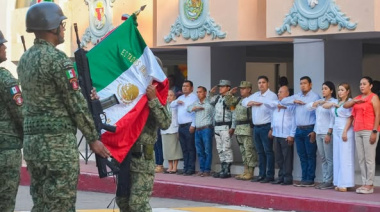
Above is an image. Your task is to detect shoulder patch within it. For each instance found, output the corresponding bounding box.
[10,85,23,106]
[66,68,79,91]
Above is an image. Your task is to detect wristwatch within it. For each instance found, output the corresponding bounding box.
[372,130,378,134]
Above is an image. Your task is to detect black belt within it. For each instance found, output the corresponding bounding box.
[235,120,251,125]
[254,123,270,127]
[179,122,192,127]
[215,121,232,126]
[196,125,213,131]
[297,125,314,129]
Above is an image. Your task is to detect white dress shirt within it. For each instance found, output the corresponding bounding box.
[306,98,337,134]
[242,89,278,125]
[161,105,179,134]
[281,90,320,126]
[268,101,296,138]
[170,92,197,126]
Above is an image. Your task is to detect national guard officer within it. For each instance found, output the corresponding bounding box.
[0,30,23,212]
[209,79,236,178]
[17,3,110,211]
[225,81,258,180]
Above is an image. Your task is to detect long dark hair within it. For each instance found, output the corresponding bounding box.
[322,81,336,99]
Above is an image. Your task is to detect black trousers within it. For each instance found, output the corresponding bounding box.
[274,137,294,183]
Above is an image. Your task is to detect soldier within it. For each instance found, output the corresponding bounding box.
[17,3,110,211]
[209,80,236,178]
[115,84,171,211]
[0,30,23,212]
[225,81,258,180]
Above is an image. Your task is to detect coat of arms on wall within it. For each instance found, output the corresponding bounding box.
[164,0,226,43]
[81,0,115,47]
[276,0,357,35]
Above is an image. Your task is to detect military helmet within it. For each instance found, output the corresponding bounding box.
[26,2,67,32]
[0,30,7,45]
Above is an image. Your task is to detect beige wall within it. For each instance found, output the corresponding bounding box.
[156,0,282,47]
[267,0,377,38]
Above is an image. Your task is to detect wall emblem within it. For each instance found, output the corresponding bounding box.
[81,0,115,47]
[276,0,357,35]
[164,0,226,43]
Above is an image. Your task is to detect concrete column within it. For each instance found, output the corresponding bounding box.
[187,46,212,90]
[293,39,325,182]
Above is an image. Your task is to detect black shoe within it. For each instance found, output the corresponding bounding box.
[251,176,265,182]
[176,170,186,175]
[260,178,275,183]
[213,172,221,178]
[281,181,293,185]
[271,179,284,184]
[184,171,195,176]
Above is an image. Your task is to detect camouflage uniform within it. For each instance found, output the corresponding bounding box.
[224,81,258,180]
[0,68,23,212]
[116,98,170,212]
[17,39,99,212]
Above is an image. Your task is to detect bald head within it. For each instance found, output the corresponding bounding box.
[278,85,290,100]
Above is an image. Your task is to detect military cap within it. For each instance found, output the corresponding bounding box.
[0,30,7,45]
[26,2,67,32]
[239,81,252,88]
[218,79,231,87]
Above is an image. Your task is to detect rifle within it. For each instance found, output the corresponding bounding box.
[20,36,26,52]
[73,23,120,178]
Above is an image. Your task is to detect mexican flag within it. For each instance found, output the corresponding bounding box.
[86,14,168,163]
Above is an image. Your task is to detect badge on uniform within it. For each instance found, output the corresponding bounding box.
[66,68,79,91]
[10,85,23,106]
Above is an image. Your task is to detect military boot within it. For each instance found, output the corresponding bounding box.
[220,163,231,179]
[240,166,254,181]
[213,162,226,178]
[235,165,248,180]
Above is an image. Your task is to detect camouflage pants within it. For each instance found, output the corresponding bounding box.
[236,135,258,168]
[26,160,79,212]
[0,149,21,212]
[116,154,155,212]
[215,130,233,163]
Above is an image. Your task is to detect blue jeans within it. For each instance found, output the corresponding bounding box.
[295,127,317,182]
[195,128,213,172]
[178,124,196,172]
[154,129,163,165]
[253,123,274,179]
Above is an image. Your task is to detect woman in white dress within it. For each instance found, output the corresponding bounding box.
[323,83,355,192]
[161,90,183,173]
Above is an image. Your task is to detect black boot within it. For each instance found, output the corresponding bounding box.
[213,162,226,178]
[220,163,231,179]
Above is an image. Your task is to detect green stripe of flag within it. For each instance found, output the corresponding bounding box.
[87,14,147,91]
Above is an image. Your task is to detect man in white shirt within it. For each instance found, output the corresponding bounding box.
[267,86,295,185]
[170,80,198,175]
[242,76,277,183]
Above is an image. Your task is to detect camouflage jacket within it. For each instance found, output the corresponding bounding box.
[225,94,252,136]
[0,68,23,149]
[133,98,170,156]
[209,93,236,131]
[17,39,98,158]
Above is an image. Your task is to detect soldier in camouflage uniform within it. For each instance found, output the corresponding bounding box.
[115,85,171,212]
[209,80,236,178]
[17,3,110,212]
[0,30,23,212]
[225,81,258,180]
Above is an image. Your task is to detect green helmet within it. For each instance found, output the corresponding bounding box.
[0,30,7,45]
[26,2,67,33]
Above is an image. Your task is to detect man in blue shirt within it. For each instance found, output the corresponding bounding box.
[281,76,320,187]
